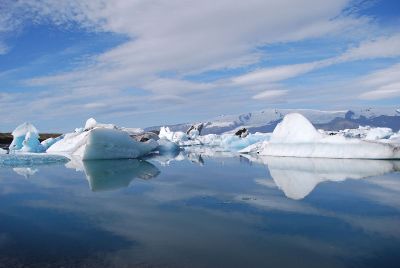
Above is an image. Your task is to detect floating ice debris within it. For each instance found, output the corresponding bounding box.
[339,126,393,140]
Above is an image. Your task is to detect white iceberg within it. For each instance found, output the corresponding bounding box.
[9,122,44,153]
[339,126,394,141]
[40,135,64,150]
[0,148,6,154]
[159,127,189,143]
[255,113,400,159]
[47,119,158,160]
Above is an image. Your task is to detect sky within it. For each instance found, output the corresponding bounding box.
[0,0,400,132]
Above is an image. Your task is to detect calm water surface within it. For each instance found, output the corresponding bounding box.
[0,150,399,268]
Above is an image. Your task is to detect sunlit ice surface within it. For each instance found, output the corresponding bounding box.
[0,151,399,268]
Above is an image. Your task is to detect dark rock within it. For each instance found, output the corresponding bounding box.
[235,128,248,138]
[186,123,204,135]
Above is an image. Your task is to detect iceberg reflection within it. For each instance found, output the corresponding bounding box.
[82,159,160,191]
[259,156,400,200]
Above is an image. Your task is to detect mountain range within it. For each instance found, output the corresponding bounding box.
[146,107,400,134]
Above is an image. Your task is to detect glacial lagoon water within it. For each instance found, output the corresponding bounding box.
[0,150,400,268]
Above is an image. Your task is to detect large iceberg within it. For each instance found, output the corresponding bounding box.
[9,122,44,153]
[251,113,400,159]
[47,119,158,160]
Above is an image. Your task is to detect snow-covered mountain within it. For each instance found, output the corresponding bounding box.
[146,107,400,134]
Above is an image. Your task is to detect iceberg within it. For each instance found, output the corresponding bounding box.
[159,126,189,143]
[256,113,400,159]
[41,135,64,150]
[48,126,158,160]
[339,126,393,140]
[0,148,6,154]
[9,122,44,153]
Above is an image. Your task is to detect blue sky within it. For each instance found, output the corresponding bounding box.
[0,0,400,132]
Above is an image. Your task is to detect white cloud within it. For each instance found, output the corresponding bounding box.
[10,1,360,87]
[252,89,288,100]
[338,34,400,61]
[232,62,323,85]
[360,82,400,100]
[0,42,8,55]
[1,0,400,129]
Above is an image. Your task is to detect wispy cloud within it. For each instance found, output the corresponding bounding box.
[252,89,288,100]
[0,0,399,130]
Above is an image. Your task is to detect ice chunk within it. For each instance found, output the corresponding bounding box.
[47,127,158,160]
[20,131,44,152]
[339,126,393,140]
[194,132,270,152]
[9,122,44,153]
[0,148,6,154]
[258,113,400,159]
[186,123,204,139]
[84,117,117,130]
[270,113,322,143]
[11,122,38,138]
[41,135,64,150]
[239,141,268,154]
[159,127,188,142]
